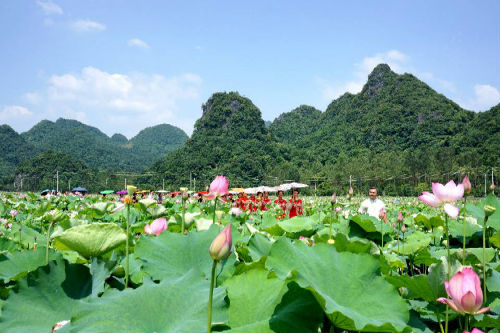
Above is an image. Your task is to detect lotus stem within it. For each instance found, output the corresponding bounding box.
[45,221,54,265]
[462,196,467,265]
[380,219,384,248]
[483,215,488,303]
[212,199,217,226]
[445,213,450,333]
[181,197,186,234]
[125,204,130,288]
[207,260,217,333]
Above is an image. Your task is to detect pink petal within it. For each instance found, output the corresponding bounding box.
[447,271,464,302]
[474,307,489,315]
[444,203,459,219]
[432,182,447,200]
[460,291,478,313]
[437,297,463,313]
[418,192,441,207]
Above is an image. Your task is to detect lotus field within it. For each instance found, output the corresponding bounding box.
[0,178,499,333]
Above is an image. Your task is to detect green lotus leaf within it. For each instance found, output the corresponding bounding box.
[52,223,127,258]
[0,248,60,283]
[385,231,432,255]
[135,224,221,280]
[277,216,318,238]
[67,269,228,333]
[350,214,393,234]
[0,259,91,332]
[266,238,409,332]
[223,268,323,332]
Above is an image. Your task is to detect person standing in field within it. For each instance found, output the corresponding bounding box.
[288,189,303,218]
[274,190,287,219]
[359,187,387,222]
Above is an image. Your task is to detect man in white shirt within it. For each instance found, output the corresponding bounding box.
[359,187,387,221]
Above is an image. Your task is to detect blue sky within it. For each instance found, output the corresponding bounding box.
[1,0,499,137]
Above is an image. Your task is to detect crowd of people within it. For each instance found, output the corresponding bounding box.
[223,189,304,219]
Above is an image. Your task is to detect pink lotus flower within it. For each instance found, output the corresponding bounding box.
[379,208,386,219]
[209,176,229,197]
[418,180,464,218]
[335,206,341,213]
[437,267,489,315]
[209,224,232,261]
[463,329,484,333]
[144,218,167,236]
[10,210,18,217]
[330,193,337,203]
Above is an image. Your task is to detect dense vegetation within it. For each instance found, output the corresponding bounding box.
[143,65,499,196]
[4,64,499,195]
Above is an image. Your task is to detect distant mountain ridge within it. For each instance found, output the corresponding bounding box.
[3,63,499,195]
[143,64,499,194]
[0,119,188,178]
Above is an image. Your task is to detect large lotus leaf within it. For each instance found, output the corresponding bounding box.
[88,202,113,216]
[433,248,496,264]
[486,267,500,293]
[385,261,447,302]
[0,259,92,332]
[66,269,228,333]
[266,238,409,332]
[350,215,393,234]
[135,224,220,280]
[223,268,322,332]
[277,216,318,238]
[52,223,127,258]
[466,194,500,231]
[147,204,167,218]
[247,233,273,261]
[385,231,432,256]
[0,248,61,282]
[448,218,482,241]
[331,233,379,255]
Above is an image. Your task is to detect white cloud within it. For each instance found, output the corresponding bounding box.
[21,67,202,136]
[460,84,500,111]
[70,19,106,32]
[36,1,63,15]
[127,38,150,49]
[0,105,33,121]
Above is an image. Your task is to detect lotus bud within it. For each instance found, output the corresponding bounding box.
[392,222,397,228]
[379,208,386,219]
[330,193,337,203]
[484,205,496,217]
[346,193,350,199]
[348,187,354,195]
[437,267,489,315]
[127,185,137,196]
[462,176,472,195]
[209,223,232,261]
[401,224,406,232]
[397,211,403,222]
[464,329,484,333]
[489,182,495,192]
[335,206,341,213]
[144,218,167,236]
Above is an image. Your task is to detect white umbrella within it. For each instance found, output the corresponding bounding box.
[244,187,258,194]
[259,186,277,192]
[279,182,308,190]
[156,190,170,193]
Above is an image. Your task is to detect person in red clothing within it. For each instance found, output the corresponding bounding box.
[260,191,271,210]
[248,194,258,212]
[288,189,303,218]
[274,190,287,219]
[236,192,247,210]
